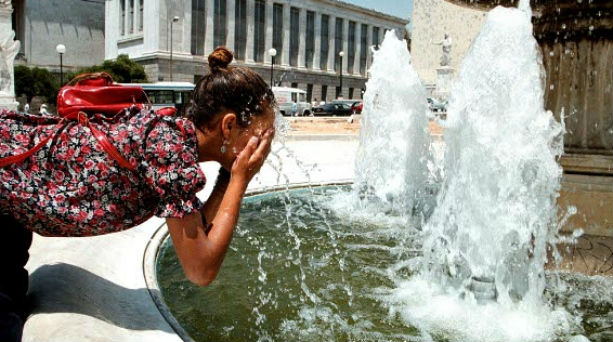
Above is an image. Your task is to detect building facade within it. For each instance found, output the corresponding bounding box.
[410,0,487,87]
[11,0,105,72]
[105,0,408,102]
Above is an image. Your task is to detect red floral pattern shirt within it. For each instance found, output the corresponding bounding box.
[0,108,207,237]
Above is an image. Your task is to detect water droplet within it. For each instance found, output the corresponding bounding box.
[588,25,594,31]
[549,84,555,90]
[549,51,555,56]
[561,24,567,29]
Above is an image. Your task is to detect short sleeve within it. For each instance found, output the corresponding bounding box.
[142,116,207,218]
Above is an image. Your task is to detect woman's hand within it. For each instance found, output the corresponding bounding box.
[230,128,274,187]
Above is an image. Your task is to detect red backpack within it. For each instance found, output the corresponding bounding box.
[0,72,175,171]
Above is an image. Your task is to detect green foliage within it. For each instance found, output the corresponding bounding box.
[14,65,60,104]
[14,55,148,106]
[66,54,148,84]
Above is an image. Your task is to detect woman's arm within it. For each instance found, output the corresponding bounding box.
[165,129,273,286]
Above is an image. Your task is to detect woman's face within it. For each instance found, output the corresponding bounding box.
[221,104,276,169]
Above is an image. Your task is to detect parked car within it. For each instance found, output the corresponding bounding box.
[312,102,354,116]
[352,101,363,114]
[331,99,363,114]
[427,97,447,113]
[272,87,312,116]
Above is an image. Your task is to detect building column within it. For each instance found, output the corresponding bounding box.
[204,0,215,55]
[313,12,321,71]
[342,18,348,77]
[354,22,362,76]
[264,0,273,64]
[327,14,335,72]
[143,0,160,54]
[124,0,130,37]
[182,1,192,54]
[281,3,290,66]
[226,0,235,49]
[298,7,306,68]
[245,0,255,63]
[365,23,373,75]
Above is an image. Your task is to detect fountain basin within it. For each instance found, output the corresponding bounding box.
[146,184,613,342]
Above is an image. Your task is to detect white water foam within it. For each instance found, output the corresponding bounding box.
[381,4,574,341]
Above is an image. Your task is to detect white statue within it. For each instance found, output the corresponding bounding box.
[0,30,20,96]
[0,0,20,110]
[435,33,453,67]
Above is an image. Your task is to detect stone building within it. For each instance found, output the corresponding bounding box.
[105,0,408,102]
[11,0,105,72]
[410,0,487,88]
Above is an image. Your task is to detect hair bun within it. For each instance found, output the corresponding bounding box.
[208,47,233,72]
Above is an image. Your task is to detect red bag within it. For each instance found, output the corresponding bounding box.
[0,73,175,172]
[57,72,149,117]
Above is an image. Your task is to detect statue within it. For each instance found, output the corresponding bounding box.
[0,30,20,95]
[435,33,453,67]
[0,0,20,110]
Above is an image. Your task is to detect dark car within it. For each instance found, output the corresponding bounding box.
[312,103,354,116]
[427,97,447,113]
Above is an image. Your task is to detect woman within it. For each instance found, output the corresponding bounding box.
[0,47,275,341]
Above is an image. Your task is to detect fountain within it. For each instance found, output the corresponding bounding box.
[151,3,612,342]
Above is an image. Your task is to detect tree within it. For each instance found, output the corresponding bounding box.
[14,65,60,104]
[66,54,148,83]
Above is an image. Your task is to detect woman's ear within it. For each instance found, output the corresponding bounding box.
[220,112,237,140]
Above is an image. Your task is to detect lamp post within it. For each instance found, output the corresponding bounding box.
[169,16,180,81]
[338,51,344,99]
[56,44,66,85]
[268,48,277,86]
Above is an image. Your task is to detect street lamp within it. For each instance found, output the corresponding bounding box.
[268,48,277,86]
[338,51,344,99]
[56,44,66,85]
[169,16,180,81]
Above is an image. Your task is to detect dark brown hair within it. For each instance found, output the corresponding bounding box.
[186,47,275,129]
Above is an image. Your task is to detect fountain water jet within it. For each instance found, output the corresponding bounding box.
[351,31,435,219]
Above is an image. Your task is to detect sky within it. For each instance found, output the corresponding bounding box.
[345,0,413,29]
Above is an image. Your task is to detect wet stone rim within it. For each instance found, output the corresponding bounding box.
[142,180,353,342]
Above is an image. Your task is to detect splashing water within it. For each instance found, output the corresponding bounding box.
[352,31,433,217]
[380,3,576,341]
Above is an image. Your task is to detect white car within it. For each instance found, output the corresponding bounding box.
[272,87,313,116]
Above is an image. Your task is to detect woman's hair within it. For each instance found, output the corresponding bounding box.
[187,47,275,129]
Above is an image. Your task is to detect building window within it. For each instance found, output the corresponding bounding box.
[360,23,367,75]
[273,4,284,62]
[334,18,343,71]
[234,0,247,60]
[305,11,315,69]
[128,0,134,34]
[336,86,341,99]
[214,0,227,48]
[373,26,380,48]
[291,82,298,89]
[138,0,144,32]
[320,14,329,70]
[349,87,354,99]
[347,21,356,74]
[254,0,266,62]
[289,7,299,67]
[306,84,313,103]
[191,0,205,55]
[321,85,328,102]
[120,0,125,36]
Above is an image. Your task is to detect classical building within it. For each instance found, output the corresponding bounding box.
[11,0,105,72]
[105,0,408,102]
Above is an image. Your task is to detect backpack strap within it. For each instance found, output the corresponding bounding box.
[0,111,136,172]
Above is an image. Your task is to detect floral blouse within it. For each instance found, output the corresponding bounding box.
[0,108,207,237]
